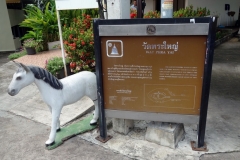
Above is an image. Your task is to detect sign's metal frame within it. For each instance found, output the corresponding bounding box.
[93,17,216,148]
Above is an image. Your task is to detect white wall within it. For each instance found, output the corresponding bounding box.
[0,1,16,51]
[186,0,240,26]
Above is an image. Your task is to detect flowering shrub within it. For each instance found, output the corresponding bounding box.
[173,5,210,18]
[130,9,137,19]
[143,10,160,18]
[130,10,160,19]
[62,14,95,73]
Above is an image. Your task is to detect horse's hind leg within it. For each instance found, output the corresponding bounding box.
[47,105,61,132]
[90,99,99,125]
[56,120,61,132]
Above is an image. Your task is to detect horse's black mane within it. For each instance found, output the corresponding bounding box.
[28,66,63,90]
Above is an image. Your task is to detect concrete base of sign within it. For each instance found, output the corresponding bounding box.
[112,118,134,135]
[145,122,185,149]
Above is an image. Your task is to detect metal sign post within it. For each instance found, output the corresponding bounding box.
[94,17,217,149]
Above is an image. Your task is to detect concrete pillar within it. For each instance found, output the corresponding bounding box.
[112,118,134,135]
[107,0,130,19]
[145,122,185,149]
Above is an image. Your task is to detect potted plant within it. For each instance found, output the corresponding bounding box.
[228,11,235,17]
[45,57,72,79]
[45,57,65,79]
[143,10,161,18]
[23,38,39,55]
[21,30,44,52]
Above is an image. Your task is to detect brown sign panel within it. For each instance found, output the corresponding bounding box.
[101,36,207,115]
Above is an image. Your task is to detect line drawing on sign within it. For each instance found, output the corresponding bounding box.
[106,40,123,57]
[144,84,196,109]
[147,88,188,103]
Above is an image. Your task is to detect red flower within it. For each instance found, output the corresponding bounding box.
[70,62,76,69]
[130,13,136,19]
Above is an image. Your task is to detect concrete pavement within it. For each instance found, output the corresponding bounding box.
[0,110,131,160]
[1,36,240,159]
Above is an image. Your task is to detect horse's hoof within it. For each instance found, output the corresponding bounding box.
[90,122,97,126]
[56,128,61,132]
[45,141,55,147]
[90,119,98,125]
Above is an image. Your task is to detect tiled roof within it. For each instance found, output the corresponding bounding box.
[6,0,34,4]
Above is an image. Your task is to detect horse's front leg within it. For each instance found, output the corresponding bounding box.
[90,99,99,125]
[47,105,61,132]
[45,106,62,146]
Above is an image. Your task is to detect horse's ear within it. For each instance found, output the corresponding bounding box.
[19,63,30,72]
[12,61,21,68]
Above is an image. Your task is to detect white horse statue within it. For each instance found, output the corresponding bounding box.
[8,62,99,146]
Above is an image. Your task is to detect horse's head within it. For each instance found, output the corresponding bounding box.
[8,62,35,96]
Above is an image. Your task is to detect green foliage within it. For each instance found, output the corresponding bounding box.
[173,5,210,18]
[8,50,27,60]
[20,2,59,50]
[21,30,42,41]
[216,30,230,40]
[60,9,99,27]
[46,57,64,76]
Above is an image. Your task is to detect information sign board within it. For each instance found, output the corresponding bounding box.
[101,36,206,115]
[94,18,217,148]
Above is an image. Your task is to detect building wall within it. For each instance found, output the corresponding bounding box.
[186,0,240,26]
[144,0,185,15]
[145,0,155,13]
[8,9,25,27]
[0,1,16,52]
